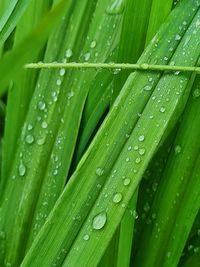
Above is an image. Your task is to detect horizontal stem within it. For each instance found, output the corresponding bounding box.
[24,62,200,74]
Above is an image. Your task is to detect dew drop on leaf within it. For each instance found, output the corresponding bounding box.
[175,34,181,40]
[143,202,150,212]
[96,167,104,176]
[41,121,48,129]
[51,91,58,102]
[113,68,121,74]
[92,212,107,230]
[112,192,122,203]
[160,106,166,113]
[56,79,62,86]
[65,49,73,58]
[123,178,130,186]
[143,85,152,91]
[193,88,200,98]
[18,161,26,177]
[90,40,97,48]
[127,145,132,151]
[174,145,182,155]
[138,135,145,142]
[83,234,90,241]
[84,52,91,61]
[139,148,146,155]
[166,251,171,258]
[38,101,46,111]
[152,182,158,192]
[106,0,125,15]
[25,135,34,144]
[194,247,200,254]
[27,124,33,131]
[135,157,141,164]
[37,137,46,146]
[59,68,65,76]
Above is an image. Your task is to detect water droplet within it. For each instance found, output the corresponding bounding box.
[113,192,122,203]
[193,88,200,98]
[188,245,194,251]
[18,161,26,176]
[143,202,150,212]
[41,121,48,129]
[138,135,145,142]
[123,178,130,186]
[90,40,97,48]
[143,85,152,91]
[131,210,138,219]
[196,19,200,28]
[166,251,171,258]
[174,71,180,75]
[135,157,141,164]
[27,124,33,131]
[83,234,90,241]
[96,167,104,176]
[60,68,65,76]
[84,52,91,61]
[56,79,62,86]
[51,91,58,102]
[152,182,158,192]
[66,49,73,58]
[53,169,58,176]
[92,212,107,230]
[134,145,139,150]
[139,148,146,155]
[37,137,46,145]
[25,135,34,144]
[106,0,125,15]
[113,68,121,74]
[67,91,74,100]
[127,145,132,151]
[160,106,166,113]
[175,34,181,41]
[174,145,181,155]
[38,101,46,111]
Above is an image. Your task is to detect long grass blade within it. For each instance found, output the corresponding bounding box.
[0,0,32,47]
[1,0,51,197]
[134,75,200,267]
[0,0,72,97]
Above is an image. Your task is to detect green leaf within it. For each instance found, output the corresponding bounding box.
[1,0,51,199]
[134,75,200,267]
[0,0,32,47]
[0,0,125,266]
[115,1,173,265]
[0,0,73,97]
[0,0,74,265]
